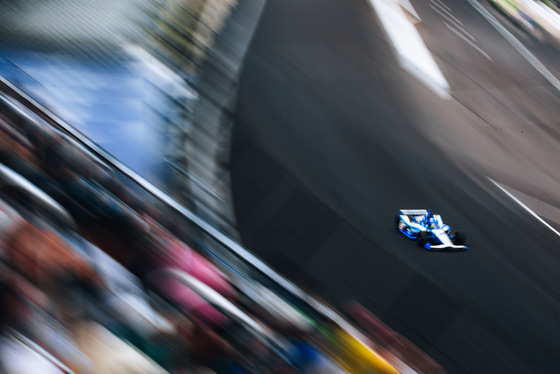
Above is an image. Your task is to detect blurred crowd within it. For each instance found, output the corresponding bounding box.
[0,91,444,373]
[0,94,350,373]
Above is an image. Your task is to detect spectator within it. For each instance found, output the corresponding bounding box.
[0,275,67,373]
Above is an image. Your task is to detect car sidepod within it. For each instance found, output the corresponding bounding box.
[396,214,425,239]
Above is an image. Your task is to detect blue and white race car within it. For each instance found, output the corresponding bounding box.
[395,209,467,250]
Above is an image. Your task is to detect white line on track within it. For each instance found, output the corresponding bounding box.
[429,3,478,42]
[443,15,477,42]
[430,0,463,26]
[434,0,451,12]
[468,0,560,92]
[488,178,560,238]
[430,3,466,31]
[445,22,492,60]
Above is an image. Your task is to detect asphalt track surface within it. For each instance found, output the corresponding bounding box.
[230,0,560,373]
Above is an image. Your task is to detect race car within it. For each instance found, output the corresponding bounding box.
[395,209,467,250]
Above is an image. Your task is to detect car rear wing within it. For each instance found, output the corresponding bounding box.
[399,209,428,216]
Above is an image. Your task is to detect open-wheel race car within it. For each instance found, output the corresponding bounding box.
[395,209,468,250]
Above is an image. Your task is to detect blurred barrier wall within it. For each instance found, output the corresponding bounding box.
[0,0,266,238]
[145,0,268,237]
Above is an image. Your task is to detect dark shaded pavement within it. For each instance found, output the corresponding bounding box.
[231,0,560,372]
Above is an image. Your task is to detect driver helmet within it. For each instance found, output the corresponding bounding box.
[425,210,434,227]
[425,209,432,220]
[427,216,436,228]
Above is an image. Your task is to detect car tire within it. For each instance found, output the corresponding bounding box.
[417,231,428,247]
[453,230,466,245]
